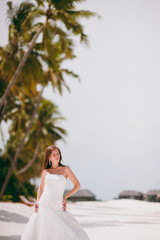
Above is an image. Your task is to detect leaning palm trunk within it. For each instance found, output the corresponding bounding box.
[0,88,44,200]
[0,25,44,110]
[16,141,40,175]
[0,100,7,123]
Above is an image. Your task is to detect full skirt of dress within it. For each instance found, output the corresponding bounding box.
[21,208,90,240]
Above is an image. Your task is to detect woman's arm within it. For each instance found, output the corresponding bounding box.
[34,170,46,213]
[63,166,81,211]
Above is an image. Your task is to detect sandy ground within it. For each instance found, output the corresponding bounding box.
[0,199,160,240]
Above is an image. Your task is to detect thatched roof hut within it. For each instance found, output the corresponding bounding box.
[144,189,160,202]
[157,194,160,199]
[64,189,96,202]
[119,190,143,200]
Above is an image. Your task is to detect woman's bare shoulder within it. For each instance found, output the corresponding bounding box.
[64,165,72,173]
[64,165,70,170]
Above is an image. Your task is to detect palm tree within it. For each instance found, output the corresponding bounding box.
[0,1,42,109]
[0,0,96,109]
[0,2,44,117]
[16,98,67,175]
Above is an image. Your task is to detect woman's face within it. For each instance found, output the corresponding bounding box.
[49,148,60,165]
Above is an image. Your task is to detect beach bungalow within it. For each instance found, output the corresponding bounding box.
[63,189,96,202]
[119,190,143,200]
[144,190,160,202]
[157,193,160,202]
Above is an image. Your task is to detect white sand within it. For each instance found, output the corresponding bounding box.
[0,199,160,240]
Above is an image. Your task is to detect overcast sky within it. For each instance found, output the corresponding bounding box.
[1,0,160,201]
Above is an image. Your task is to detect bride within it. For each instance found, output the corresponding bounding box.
[21,145,90,240]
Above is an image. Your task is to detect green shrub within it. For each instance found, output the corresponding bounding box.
[2,195,13,201]
[0,156,36,202]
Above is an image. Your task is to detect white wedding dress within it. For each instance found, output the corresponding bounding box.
[21,173,90,240]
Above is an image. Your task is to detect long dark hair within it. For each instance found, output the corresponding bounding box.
[41,145,65,172]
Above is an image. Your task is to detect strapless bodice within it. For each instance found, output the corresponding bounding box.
[39,174,67,211]
[44,174,66,192]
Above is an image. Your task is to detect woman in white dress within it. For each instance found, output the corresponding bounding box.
[21,145,90,240]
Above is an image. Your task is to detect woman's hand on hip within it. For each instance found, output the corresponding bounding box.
[34,202,39,213]
[62,198,67,211]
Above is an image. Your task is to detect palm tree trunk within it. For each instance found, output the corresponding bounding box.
[0,100,7,123]
[16,142,40,175]
[0,88,44,200]
[0,25,44,110]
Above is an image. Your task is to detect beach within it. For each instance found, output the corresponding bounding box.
[0,199,160,240]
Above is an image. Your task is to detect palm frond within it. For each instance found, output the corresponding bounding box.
[65,10,98,19]
[50,0,84,10]
[7,1,35,33]
[62,68,80,81]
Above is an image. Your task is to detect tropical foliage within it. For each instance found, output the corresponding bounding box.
[0,0,96,200]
